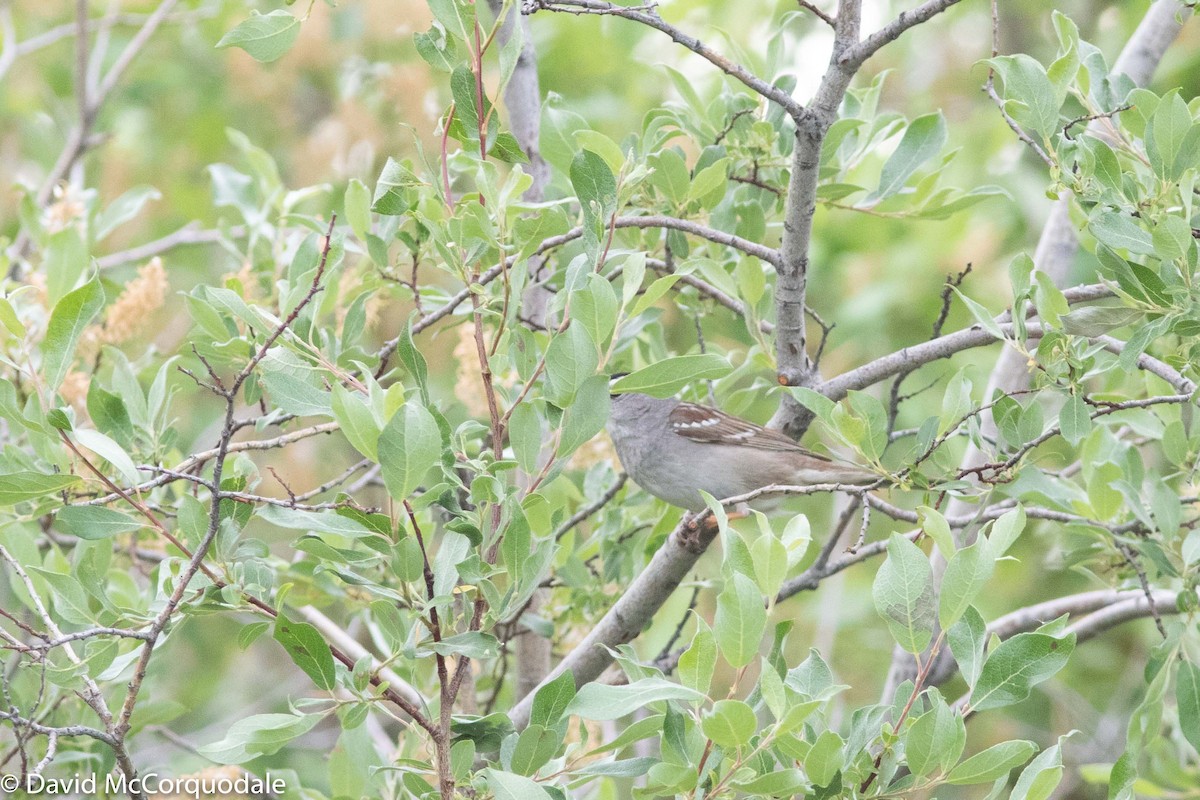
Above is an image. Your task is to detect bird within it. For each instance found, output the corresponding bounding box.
[606,392,877,512]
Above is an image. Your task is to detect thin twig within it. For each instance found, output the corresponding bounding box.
[982,0,1054,168]
[796,0,835,27]
[525,0,802,119]
[552,474,629,540]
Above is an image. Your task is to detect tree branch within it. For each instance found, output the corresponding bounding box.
[846,0,967,68]
[94,224,247,269]
[378,214,778,366]
[819,282,1118,400]
[7,0,180,279]
[524,0,803,118]
[948,588,1184,712]
[881,0,1192,700]
[771,0,862,436]
[509,514,719,729]
[487,0,556,706]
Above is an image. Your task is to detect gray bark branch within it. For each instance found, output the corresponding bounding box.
[881,0,1194,700]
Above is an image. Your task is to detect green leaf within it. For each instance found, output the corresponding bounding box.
[701,700,756,750]
[544,324,598,406]
[731,769,806,796]
[372,157,421,215]
[331,385,380,461]
[432,530,471,597]
[484,769,555,800]
[806,730,845,787]
[510,725,560,776]
[872,534,936,654]
[919,505,955,558]
[0,297,25,339]
[939,369,972,437]
[970,632,1075,711]
[428,0,473,42]
[1088,211,1156,257]
[869,112,947,202]
[1153,215,1192,262]
[258,504,373,538]
[916,184,1009,219]
[790,387,836,422]
[678,618,716,694]
[611,355,733,398]
[574,130,626,174]
[1147,91,1192,180]
[57,506,141,540]
[94,185,161,243]
[906,697,965,777]
[648,149,690,203]
[786,648,837,699]
[581,714,663,757]
[1010,739,1065,800]
[258,348,333,418]
[86,385,133,444]
[343,179,371,241]
[847,390,889,461]
[1060,304,1144,336]
[378,401,442,501]
[570,148,617,218]
[238,621,271,650]
[540,97,589,176]
[530,669,576,728]
[565,678,704,721]
[0,472,81,506]
[939,540,995,629]
[397,320,429,400]
[947,739,1039,784]
[626,273,682,318]
[577,757,656,779]
[1058,393,1090,445]
[450,65,492,146]
[274,619,336,690]
[714,572,767,668]
[760,656,786,720]
[1032,271,1069,329]
[781,512,812,567]
[430,632,498,660]
[559,375,610,456]
[572,273,619,349]
[1176,660,1200,754]
[45,409,71,433]
[414,22,462,72]
[73,428,140,487]
[197,713,320,763]
[570,149,618,265]
[751,531,788,597]
[508,402,542,474]
[451,712,513,752]
[688,157,729,208]
[29,567,94,624]
[986,54,1059,135]
[951,287,1005,341]
[43,275,105,391]
[948,605,987,690]
[216,11,300,63]
[988,505,1025,556]
[44,227,88,306]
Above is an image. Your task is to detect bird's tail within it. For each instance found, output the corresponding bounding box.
[826,465,880,485]
[793,463,880,486]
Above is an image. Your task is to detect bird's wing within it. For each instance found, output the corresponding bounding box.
[668,402,833,459]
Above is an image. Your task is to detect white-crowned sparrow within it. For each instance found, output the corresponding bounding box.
[607,392,876,511]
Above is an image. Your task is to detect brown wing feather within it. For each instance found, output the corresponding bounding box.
[668,402,832,460]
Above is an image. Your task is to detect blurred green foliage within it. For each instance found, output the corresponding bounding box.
[2,0,1200,798]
